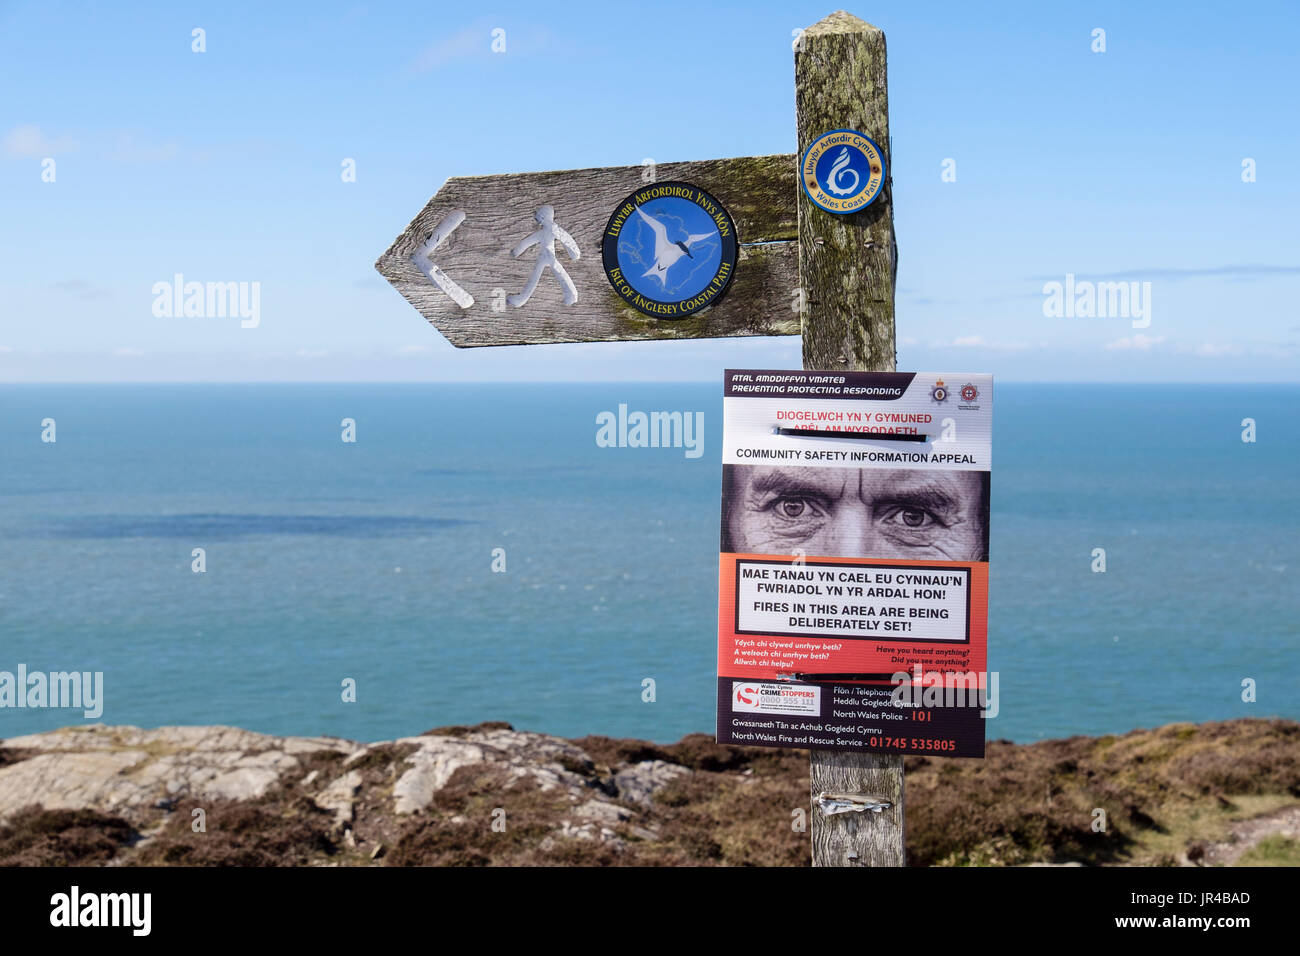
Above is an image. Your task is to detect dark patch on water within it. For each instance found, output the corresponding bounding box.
[411,466,594,477]
[19,513,472,540]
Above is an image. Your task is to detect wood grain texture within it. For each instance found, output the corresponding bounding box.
[798,10,906,868]
[796,11,898,371]
[376,155,800,347]
[810,756,905,866]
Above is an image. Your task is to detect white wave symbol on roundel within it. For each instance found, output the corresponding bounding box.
[823,146,860,196]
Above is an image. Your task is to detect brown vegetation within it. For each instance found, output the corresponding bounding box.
[0,718,1295,867]
[0,806,135,866]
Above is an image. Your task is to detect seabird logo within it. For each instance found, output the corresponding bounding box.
[634,207,714,286]
[49,886,151,936]
[601,181,738,319]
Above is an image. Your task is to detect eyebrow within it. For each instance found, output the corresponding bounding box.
[875,486,960,517]
[747,469,848,499]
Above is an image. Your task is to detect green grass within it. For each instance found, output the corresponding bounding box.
[1234,835,1300,867]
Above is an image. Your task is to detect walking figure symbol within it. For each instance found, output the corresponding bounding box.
[507,205,580,308]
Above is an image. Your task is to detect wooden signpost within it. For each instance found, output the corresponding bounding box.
[378,10,902,866]
[376,156,800,347]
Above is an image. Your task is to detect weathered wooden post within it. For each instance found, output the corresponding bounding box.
[796,12,905,867]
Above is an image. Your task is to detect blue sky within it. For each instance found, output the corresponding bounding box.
[2,0,1297,382]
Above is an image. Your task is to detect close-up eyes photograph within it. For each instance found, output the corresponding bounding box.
[723,465,989,560]
[1,0,1294,940]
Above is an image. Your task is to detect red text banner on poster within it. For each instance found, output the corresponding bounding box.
[719,553,988,682]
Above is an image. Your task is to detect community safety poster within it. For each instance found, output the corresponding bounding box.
[717,369,993,757]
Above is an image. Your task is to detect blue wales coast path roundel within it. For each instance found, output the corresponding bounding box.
[801,128,886,214]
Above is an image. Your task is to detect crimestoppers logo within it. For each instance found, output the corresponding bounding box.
[731,681,821,716]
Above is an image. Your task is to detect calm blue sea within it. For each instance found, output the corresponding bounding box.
[0,383,1295,744]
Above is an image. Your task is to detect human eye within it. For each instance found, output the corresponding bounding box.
[875,501,954,542]
[764,495,828,522]
[879,505,939,529]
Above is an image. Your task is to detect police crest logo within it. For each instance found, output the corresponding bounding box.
[801,128,886,214]
[601,182,739,319]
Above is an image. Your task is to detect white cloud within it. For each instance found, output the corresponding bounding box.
[411,23,560,72]
[3,125,77,157]
[928,336,1040,351]
[1173,342,1295,359]
[413,26,492,71]
[108,132,180,164]
[111,347,145,358]
[1104,334,1165,351]
[50,279,109,300]
[1191,343,1242,357]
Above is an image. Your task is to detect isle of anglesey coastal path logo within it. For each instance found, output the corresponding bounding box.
[602,181,739,319]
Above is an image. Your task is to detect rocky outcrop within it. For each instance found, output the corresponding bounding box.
[611,760,690,806]
[0,721,700,866]
[0,725,356,816]
[1,718,1297,867]
[378,726,593,814]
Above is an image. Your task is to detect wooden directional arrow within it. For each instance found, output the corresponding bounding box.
[376,155,800,348]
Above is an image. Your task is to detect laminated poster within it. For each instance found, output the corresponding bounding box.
[717,369,994,758]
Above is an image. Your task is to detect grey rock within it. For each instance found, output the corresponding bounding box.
[386,729,593,814]
[0,722,611,831]
[313,770,363,825]
[575,799,632,825]
[0,724,354,821]
[612,760,690,806]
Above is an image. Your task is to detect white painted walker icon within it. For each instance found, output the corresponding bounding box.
[507,205,580,308]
